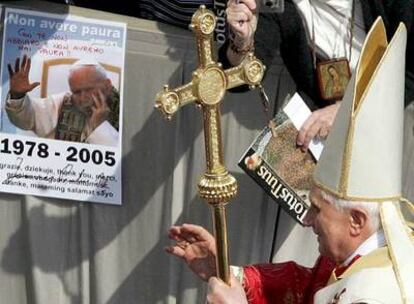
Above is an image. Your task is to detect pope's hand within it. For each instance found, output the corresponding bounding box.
[207,275,248,304]
[8,55,40,99]
[90,89,110,131]
[297,103,340,151]
[165,223,217,281]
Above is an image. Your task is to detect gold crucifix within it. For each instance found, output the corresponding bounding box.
[155,5,265,284]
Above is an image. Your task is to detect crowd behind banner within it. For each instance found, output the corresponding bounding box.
[44,0,215,29]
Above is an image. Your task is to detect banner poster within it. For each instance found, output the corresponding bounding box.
[0,8,126,205]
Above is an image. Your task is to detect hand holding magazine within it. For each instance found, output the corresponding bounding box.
[239,93,325,225]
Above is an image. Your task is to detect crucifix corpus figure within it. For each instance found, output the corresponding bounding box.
[155,5,266,284]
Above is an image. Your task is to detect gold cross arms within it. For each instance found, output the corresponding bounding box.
[155,5,266,120]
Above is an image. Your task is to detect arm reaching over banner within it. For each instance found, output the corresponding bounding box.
[226,0,258,66]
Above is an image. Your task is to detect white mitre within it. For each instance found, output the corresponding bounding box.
[313,17,414,303]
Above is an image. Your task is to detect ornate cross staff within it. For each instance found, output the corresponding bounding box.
[155,5,265,283]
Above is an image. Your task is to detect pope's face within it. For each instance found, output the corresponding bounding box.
[68,66,111,112]
[304,187,350,263]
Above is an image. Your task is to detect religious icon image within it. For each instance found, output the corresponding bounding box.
[316,59,351,101]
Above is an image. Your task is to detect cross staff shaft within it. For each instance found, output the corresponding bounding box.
[155,5,265,284]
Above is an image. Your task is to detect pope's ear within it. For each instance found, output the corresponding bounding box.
[349,208,368,237]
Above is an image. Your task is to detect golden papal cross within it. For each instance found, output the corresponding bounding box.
[155,5,265,284]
